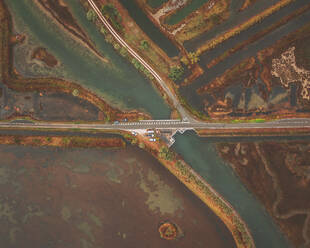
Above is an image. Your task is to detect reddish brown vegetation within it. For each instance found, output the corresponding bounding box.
[158,222,178,240]
[197,127,310,137]
[0,135,126,149]
[31,47,58,67]
[198,57,258,96]
[217,141,310,247]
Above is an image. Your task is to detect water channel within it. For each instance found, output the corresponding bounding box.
[180,1,310,113]
[173,132,301,248]
[5,0,296,247]
[165,0,210,25]
[5,0,171,119]
[119,0,179,57]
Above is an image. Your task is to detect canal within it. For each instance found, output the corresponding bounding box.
[5,0,297,247]
[5,0,171,119]
[172,132,302,248]
[118,0,179,57]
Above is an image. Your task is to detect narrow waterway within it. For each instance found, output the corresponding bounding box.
[119,0,179,57]
[184,0,278,50]
[180,4,310,113]
[165,0,209,25]
[5,0,171,119]
[173,131,297,248]
[4,1,300,247]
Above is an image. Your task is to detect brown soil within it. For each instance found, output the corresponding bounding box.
[35,92,100,121]
[217,141,310,247]
[31,47,58,67]
[0,144,236,248]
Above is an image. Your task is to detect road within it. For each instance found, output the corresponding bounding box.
[2,118,310,133]
[86,0,192,121]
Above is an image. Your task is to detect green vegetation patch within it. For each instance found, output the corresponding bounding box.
[165,0,208,25]
[86,9,97,22]
[159,146,175,161]
[101,4,123,31]
[168,66,184,81]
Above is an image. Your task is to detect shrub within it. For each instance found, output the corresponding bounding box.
[140,40,149,50]
[188,52,200,64]
[120,47,127,57]
[168,66,184,81]
[86,9,97,22]
[101,4,123,31]
[72,89,79,96]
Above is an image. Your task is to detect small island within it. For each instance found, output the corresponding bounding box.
[31,47,58,67]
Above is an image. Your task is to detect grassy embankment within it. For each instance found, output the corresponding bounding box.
[165,0,230,44]
[207,3,310,68]
[165,0,213,26]
[82,0,181,111]
[0,135,125,148]
[196,0,297,56]
[196,127,310,137]
[198,57,257,95]
[135,136,255,248]
[0,1,149,123]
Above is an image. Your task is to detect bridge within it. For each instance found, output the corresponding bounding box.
[3,118,310,131]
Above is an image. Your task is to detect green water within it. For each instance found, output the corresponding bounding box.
[147,0,169,9]
[165,0,209,25]
[5,0,171,119]
[4,0,295,247]
[173,131,292,248]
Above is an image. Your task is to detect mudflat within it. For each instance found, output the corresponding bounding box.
[0,144,235,248]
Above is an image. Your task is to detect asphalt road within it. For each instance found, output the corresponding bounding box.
[2,118,310,132]
[86,0,192,121]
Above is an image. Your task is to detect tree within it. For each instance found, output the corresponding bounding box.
[72,89,79,96]
[86,9,97,22]
[159,146,174,161]
[188,52,200,64]
[120,47,127,57]
[140,40,149,50]
[180,56,189,66]
[101,4,122,31]
[100,26,107,35]
[168,66,184,81]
